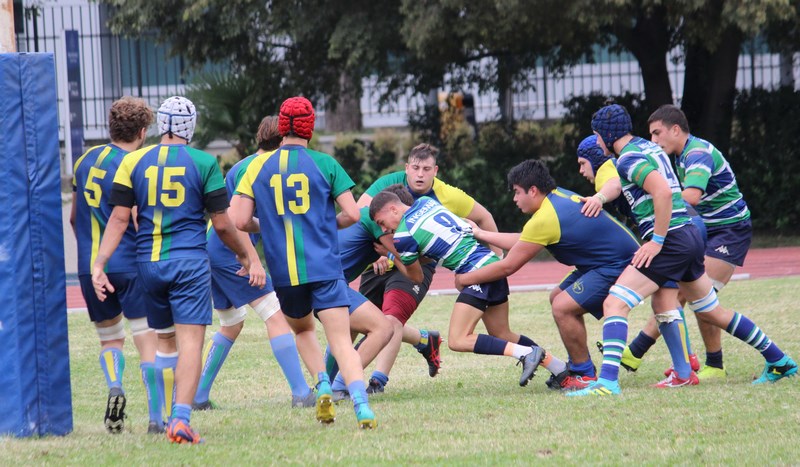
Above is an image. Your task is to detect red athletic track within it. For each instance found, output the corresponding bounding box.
[66,246,800,310]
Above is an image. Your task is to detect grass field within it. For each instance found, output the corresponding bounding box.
[3,277,800,464]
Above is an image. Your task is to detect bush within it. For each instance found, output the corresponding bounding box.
[730,87,800,232]
[332,130,406,197]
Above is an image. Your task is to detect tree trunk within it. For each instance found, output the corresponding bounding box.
[325,71,363,132]
[616,5,674,112]
[681,27,743,155]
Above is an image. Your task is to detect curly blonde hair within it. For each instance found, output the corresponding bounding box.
[108,96,154,143]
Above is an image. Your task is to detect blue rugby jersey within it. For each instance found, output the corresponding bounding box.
[338,207,387,282]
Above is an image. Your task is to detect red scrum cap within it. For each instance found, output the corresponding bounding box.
[278,96,315,140]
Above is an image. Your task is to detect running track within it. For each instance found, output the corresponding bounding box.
[66,246,800,310]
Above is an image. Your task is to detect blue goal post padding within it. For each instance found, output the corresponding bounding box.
[0,53,73,437]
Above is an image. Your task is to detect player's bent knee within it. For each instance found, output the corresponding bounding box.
[218,306,248,327]
[128,317,152,336]
[96,319,126,342]
[253,292,281,322]
[688,287,719,314]
[654,309,682,323]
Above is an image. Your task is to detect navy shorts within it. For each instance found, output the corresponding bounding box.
[456,277,510,312]
[137,258,213,330]
[211,262,274,310]
[274,279,351,319]
[559,262,627,320]
[359,263,436,308]
[705,219,752,266]
[637,224,705,286]
[346,287,368,315]
[79,272,148,323]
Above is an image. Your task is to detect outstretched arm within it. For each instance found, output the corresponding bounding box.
[335,190,359,229]
[455,240,542,289]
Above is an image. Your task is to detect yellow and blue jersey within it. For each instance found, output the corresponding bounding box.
[110,144,227,262]
[73,144,137,274]
[338,207,386,282]
[593,158,634,219]
[236,144,355,287]
[365,170,475,218]
[520,187,640,270]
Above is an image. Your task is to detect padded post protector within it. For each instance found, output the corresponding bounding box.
[0,53,72,437]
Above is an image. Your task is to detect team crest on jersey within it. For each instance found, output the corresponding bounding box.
[572,281,584,294]
[469,284,483,293]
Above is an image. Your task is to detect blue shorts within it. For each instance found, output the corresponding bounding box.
[559,263,627,320]
[637,224,705,286]
[456,278,509,312]
[347,287,368,314]
[705,219,752,266]
[137,258,213,330]
[690,215,708,244]
[79,272,148,323]
[274,279,351,319]
[211,262,274,310]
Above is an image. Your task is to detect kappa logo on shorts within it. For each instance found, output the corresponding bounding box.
[412,285,420,295]
[572,281,584,294]
[469,284,483,293]
[715,245,730,256]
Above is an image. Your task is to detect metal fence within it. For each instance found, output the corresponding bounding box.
[15,1,800,136]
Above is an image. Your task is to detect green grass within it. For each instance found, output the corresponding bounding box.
[3,277,800,464]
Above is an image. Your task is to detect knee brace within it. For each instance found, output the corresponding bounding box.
[155,325,176,335]
[711,279,725,292]
[608,284,643,310]
[654,309,683,324]
[253,292,281,322]
[688,287,719,313]
[128,317,151,336]
[217,306,248,327]
[96,319,126,342]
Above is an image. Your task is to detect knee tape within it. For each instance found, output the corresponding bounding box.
[608,284,643,310]
[711,279,725,292]
[253,292,281,322]
[155,325,176,334]
[96,320,126,341]
[688,287,719,313]
[128,317,151,336]
[217,306,248,327]
[654,309,682,324]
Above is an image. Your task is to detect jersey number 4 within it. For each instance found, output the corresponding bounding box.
[270,173,310,215]
[144,166,186,207]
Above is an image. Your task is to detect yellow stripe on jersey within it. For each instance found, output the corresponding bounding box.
[236,150,276,198]
[95,146,113,167]
[90,214,101,270]
[284,218,299,285]
[113,144,157,188]
[279,149,289,173]
[151,208,164,262]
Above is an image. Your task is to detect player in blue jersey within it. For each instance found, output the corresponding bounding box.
[576,135,703,380]
[231,96,377,429]
[71,96,162,434]
[648,104,754,380]
[569,104,796,397]
[192,116,322,411]
[369,191,549,387]
[455,159,646,391]
[329,184,433,399]
[92,96,261,443]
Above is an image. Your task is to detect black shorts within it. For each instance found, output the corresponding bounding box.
[358,263,435,308]
[456,278,510,312]
[637,224,706,287]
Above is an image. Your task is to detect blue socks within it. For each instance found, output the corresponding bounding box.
[628,331,656,359]
[99,348,125,390]
[569,359,596,378]
[171,403,192,424]
[347,380,368,410]
[413,329,429,351]
[155,351,178,418]
[194,332,234,404]
[517,334,538,347]
[598,316,628,382]
[270,333,311,397]
[726,312,785,363]
[473,334,508,355]
[140,362,162,423]
[658,317,692,378]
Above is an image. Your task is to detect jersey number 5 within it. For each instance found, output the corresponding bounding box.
[144,166,186,207]
[84,166,107,208]
[270,173,310,215]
